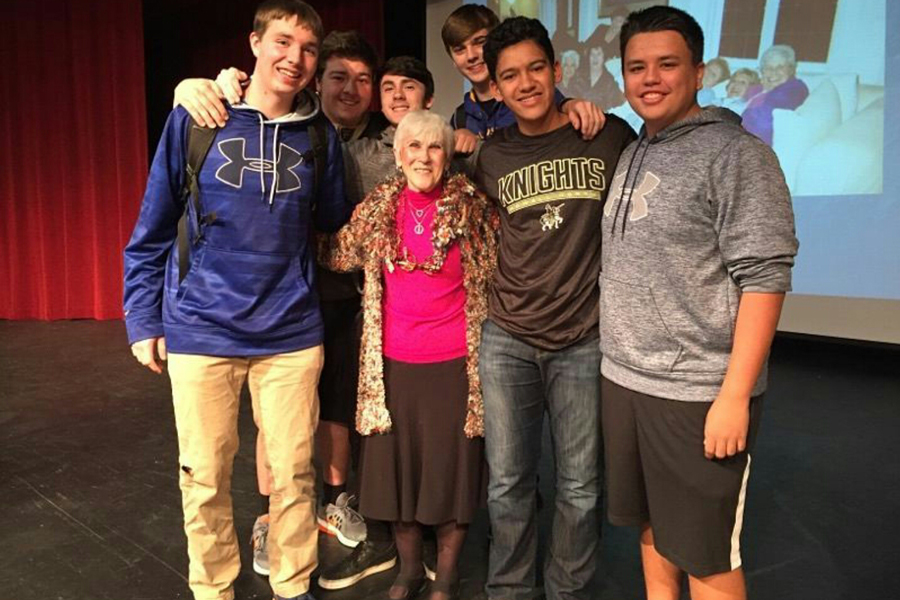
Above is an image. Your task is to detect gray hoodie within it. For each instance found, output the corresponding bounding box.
[600,107,799,402]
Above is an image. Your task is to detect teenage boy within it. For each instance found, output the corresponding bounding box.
[306,30,376,559]
[173,53,443,591]
[342,55,479,203]
[173,31,387,571]
[475,17,636,600]
[123,2,349,600]
[441,4,604,151]
[601,7,798,600]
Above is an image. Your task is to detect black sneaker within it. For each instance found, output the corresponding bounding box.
[318,540,398,590]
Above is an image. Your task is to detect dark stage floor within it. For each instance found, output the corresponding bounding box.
[1,321,898,600]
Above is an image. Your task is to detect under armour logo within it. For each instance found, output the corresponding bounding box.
[215,138,305,192]
[604,171,659,222]
[540,203,565,231]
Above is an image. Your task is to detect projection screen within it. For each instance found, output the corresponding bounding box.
[426,0,899,344]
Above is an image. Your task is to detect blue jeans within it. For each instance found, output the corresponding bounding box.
[480,320,602,600]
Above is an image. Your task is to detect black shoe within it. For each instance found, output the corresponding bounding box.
[318,539,398,590]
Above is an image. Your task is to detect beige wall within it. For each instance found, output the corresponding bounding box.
[780,295,900,344]
[426,0,468,121]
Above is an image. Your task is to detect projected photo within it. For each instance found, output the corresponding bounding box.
[483,0,885,196]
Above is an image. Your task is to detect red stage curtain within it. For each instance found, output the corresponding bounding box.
[0,0,383,321]
[0,0,149,320]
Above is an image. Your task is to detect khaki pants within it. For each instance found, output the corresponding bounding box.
[168,346,323,600]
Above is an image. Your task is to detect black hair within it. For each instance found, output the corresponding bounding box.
[379,56,435,101]
[483,16,555,81]
[316,30,379,80]
[619,6,704,66]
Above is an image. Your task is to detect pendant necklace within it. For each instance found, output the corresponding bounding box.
[408,198,435,235]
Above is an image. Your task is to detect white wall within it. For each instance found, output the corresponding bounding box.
[829,0,885,85]
[426,0,473,121]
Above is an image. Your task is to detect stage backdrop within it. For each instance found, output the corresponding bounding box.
[0,0,385,321]
[0,0,149,320]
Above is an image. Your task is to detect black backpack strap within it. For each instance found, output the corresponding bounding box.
[307,114,329,212]
[177,122,218,283]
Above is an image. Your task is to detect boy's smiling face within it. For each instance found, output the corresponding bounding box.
[317,56,373,128]
[449,28,491,85]
[623,30,703,137]
[491,39,561,134]
[250,16,319,98]
[380,75,433,126]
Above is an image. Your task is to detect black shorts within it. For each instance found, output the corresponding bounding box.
[602,377,764,577]
[318,297,362,427]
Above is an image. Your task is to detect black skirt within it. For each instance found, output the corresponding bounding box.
[358,356,487,525]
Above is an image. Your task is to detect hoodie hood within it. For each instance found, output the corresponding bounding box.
[231,87,321,124]
[611,107,743,236]
[641,106,742,144]
[378,123,396,148]
[228,88,322,207]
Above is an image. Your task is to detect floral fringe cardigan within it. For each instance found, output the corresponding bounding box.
[319,173,499,438]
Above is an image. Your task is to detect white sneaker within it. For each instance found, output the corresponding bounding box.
[250,515,270,576]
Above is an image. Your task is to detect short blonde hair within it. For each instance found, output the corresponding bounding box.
[393,110,455,162]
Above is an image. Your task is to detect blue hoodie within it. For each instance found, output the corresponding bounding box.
[124,91,350,356]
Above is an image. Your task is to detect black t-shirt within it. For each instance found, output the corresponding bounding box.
[475,116,636,350]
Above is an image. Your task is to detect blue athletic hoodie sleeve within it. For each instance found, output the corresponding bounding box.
[123,107,191,344]
[313,123,351,233]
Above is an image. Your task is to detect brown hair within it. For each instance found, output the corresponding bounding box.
[440,4,499,55]
[253,0,324,43]
[316,30,379,80]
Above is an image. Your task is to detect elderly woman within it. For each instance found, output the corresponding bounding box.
[558,50,587,99]
[742,44,809,145]
[320,110,498,600]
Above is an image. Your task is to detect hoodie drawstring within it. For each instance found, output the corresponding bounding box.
[255,116,281,210]
[269,123,280,208]
[258,114,266,203]
[611,134,651,238]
